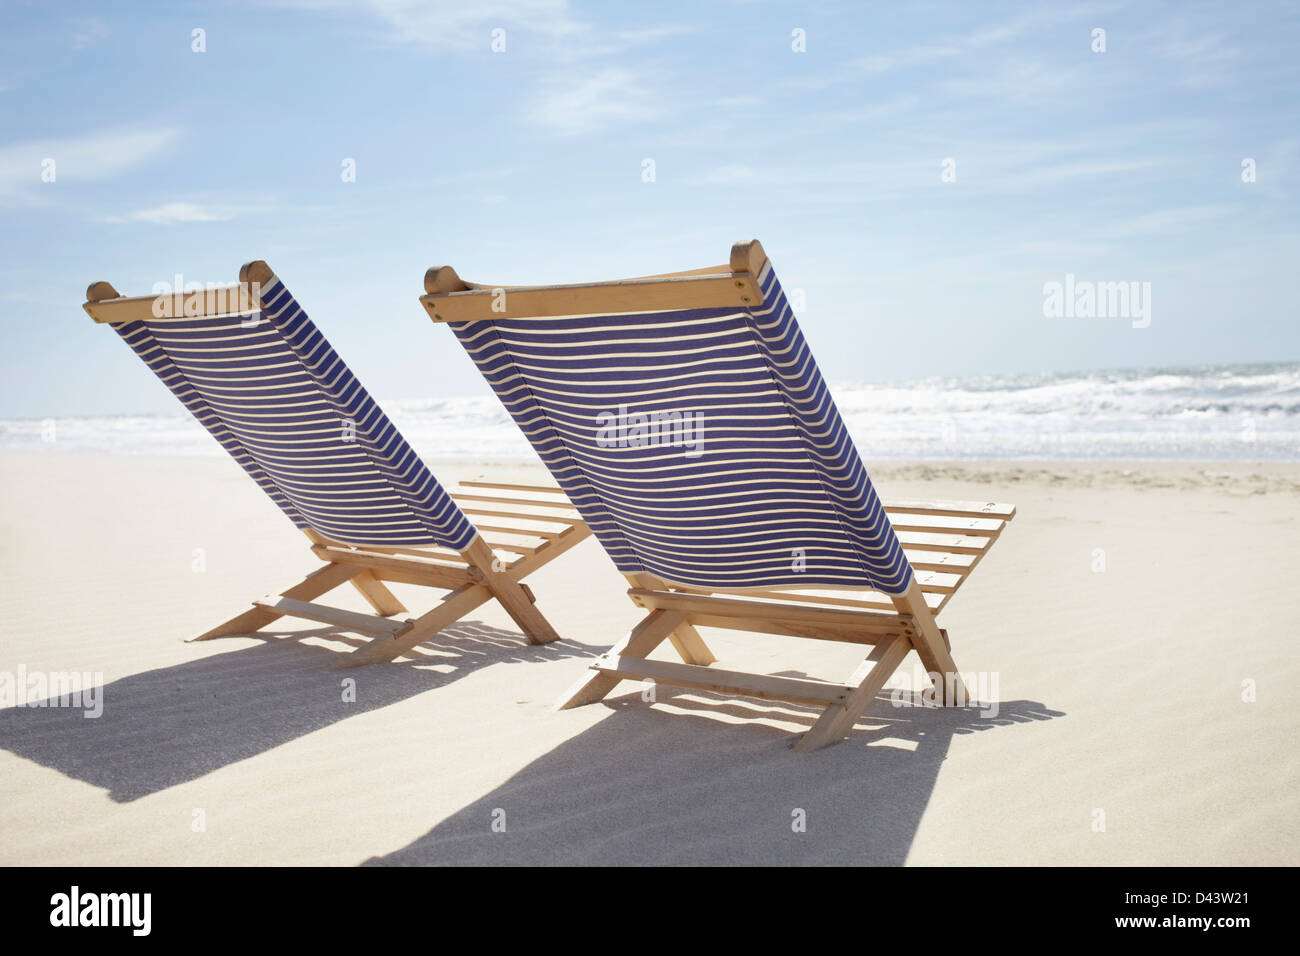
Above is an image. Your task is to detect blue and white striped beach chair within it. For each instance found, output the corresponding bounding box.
[84,261,590,666]
[421,240,1016,750]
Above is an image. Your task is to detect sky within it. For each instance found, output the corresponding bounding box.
[0,0,1297,418]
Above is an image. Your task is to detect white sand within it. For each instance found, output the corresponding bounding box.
[1,452,1297,865]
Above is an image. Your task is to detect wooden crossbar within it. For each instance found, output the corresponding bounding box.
[252,595,409,637]
[421,273,764,324]
[628,589,915,635]
[596,656,855,707]
[83,283,261,324]
[655,583,945,614]
[309,545,482,588]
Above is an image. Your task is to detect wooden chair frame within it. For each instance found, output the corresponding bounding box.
[85,274,592,667]
[193,483,591,666]
[420,239,1017,749]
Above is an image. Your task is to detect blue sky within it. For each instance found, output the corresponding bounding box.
[1,0,1297,418]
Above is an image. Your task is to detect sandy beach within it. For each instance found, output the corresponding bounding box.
[0,450,1295,866]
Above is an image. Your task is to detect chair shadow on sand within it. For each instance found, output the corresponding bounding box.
[0,622,588,804]
[365,686,1064,866]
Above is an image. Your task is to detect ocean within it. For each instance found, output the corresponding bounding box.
[3,362,1298,462]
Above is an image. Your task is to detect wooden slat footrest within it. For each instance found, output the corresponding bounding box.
[885,513,1003,536]
[482,539,540,555]
[912,570,962,593]
[896,531,991,554]
[452,492,580,511]
[253,596,410,637]
[595,655,853,707]
[451,483,587,538]
[474,524,564,540]
[458,506,586,527]
[905,550,978,572]
[459,480,572,495]
[884,498,1017,520]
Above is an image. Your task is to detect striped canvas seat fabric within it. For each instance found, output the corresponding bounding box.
[447,262,914,593]
[111,276,475,550]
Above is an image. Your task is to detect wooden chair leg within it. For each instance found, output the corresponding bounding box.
[667,622,717,666]
[623,575,716,665]
[794,633,913,752]
[556,609,685,709]
[338,583,493,667]
[190,562,359,642]
[462,537,563,645]
[891,578,968,705]
[488,576,561,645]
[350,569,407,616]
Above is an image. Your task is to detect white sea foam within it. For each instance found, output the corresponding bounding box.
[4,363,1298,461]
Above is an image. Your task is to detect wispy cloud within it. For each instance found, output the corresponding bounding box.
[270,0,589,51]
[99,202,236,225]
[571,22,701,58]
[1085,204,1241,239]
[69,17,109,51]
[270,1,687,137]
[1150,29,1241,88]
[271,2,699,61]
[526,68,665,136]
[687,161,922,188]
[687,147,1168,200]
[933,60,1087,102]
[1004,157,1167,188]
[711,95,761,109]
[425,166,516,186]
[786,12,1044,90]
[0,127,181,200]
[807,95,925,127]
[787,5,1117,91]
[855,17,1033,75]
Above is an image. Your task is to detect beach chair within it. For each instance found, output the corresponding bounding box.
[420,239,1015,750]
[83,261,590,666]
